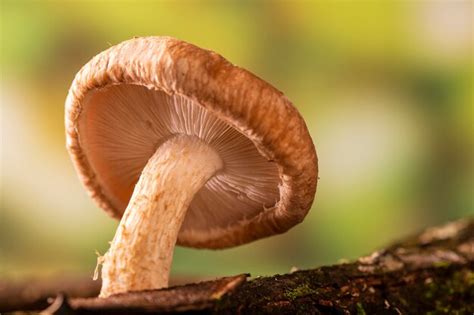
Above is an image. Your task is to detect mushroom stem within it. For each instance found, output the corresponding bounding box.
[99,135,223,298]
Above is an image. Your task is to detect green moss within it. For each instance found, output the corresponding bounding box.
[424,281,437,299]
[399,297,409,306]
[422,269,474,314]
[356,302,367,315]
[284,283,316,300]
[433,261,451,268]
[465,270,474,286]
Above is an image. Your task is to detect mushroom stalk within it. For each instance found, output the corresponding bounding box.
[99,135,223,298]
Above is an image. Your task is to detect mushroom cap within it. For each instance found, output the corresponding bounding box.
[65,36,318,249]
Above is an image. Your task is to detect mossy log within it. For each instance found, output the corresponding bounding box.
[3,217,473,314]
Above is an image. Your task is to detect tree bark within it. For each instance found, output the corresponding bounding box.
[2,217,473,314]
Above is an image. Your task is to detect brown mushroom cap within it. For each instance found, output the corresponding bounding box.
[65,36,318,249]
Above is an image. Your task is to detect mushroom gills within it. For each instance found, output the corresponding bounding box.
[100,135,223,297]
[79,84,280,234]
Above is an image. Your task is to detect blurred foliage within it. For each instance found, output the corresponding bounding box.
[0,0,472,280]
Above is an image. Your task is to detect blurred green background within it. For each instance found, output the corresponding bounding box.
[1,1,472,281]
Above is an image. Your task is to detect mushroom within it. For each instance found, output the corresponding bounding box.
[65,36,318,298]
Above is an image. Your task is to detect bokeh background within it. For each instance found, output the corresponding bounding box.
[1,1,473,281]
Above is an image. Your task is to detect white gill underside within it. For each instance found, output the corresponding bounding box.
[80,85,280,232]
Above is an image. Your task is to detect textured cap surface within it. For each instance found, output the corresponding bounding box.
[65,36,318,249]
